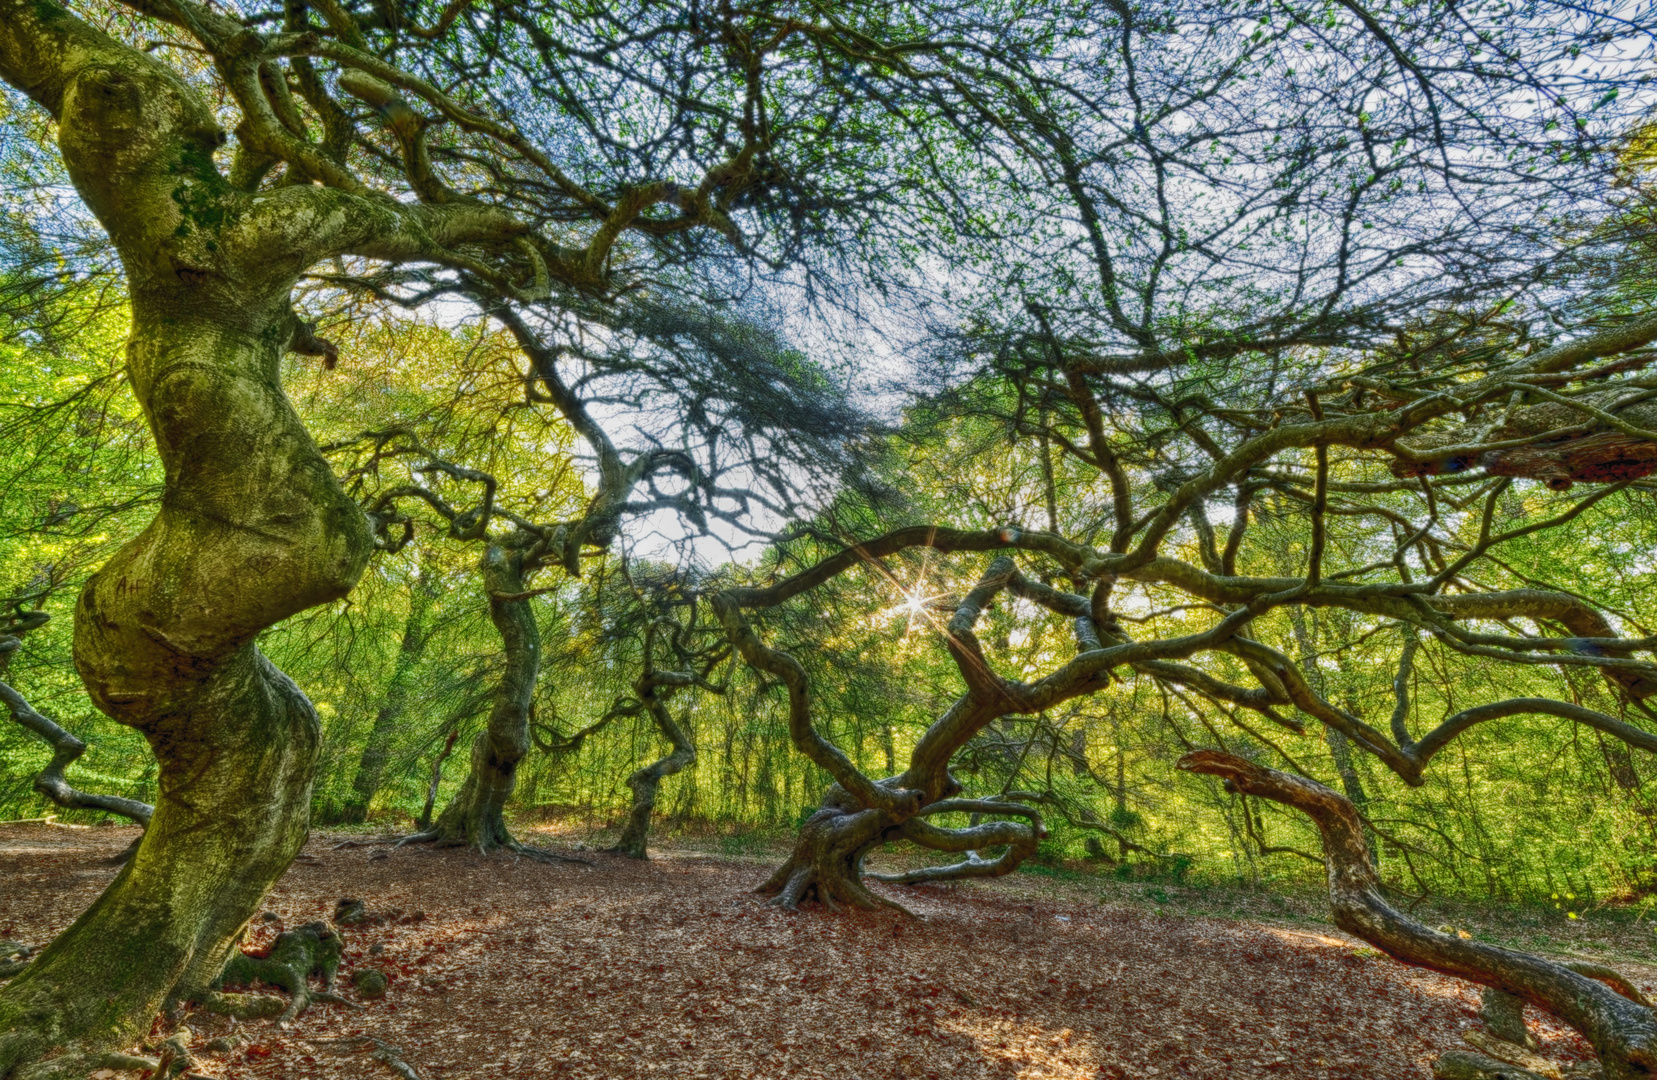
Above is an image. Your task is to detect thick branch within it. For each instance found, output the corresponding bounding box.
[0,652,152,826]
[1177,750,1657,1078]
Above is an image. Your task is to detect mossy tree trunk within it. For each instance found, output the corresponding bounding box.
[425,544,538,851]
[0,3,512,1072]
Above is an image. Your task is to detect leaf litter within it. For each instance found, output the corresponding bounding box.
[0,823,1623,1079]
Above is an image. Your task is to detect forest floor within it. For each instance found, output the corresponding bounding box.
[1,821,1648,1080]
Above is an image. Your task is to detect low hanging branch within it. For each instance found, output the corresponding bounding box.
[0,632,152,828]
[1177,749,1657,1080]
[868,799,1046,884]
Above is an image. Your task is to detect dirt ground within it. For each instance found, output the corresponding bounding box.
[0,822,1625,1080]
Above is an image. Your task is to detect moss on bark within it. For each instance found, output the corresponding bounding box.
[425,544,537,851]
[0,3,372,1073]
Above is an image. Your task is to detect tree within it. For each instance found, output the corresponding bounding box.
[353,293,870,851]
[604,598,731,860]
[0,0,903,1069]
[1183,750,1657,1079]
[336,551,439,824]
[696,4,1657,1073]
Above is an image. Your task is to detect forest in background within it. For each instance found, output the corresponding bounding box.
[8,159,1657,906]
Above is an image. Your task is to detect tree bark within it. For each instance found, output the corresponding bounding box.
[609,693,696,860]
[424,544,537,851]
[0,4,373,1073]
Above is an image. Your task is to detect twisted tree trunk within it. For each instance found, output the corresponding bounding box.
[717,560,1049,911]
[1178,750,1657,1080]
[0,5,374,1073]
[609,694,695,860]
[423,544,537,851]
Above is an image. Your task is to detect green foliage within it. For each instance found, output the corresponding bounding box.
[5,0,1657,915]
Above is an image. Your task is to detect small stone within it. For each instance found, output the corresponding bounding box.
[369,943,384,956]
[353,967,389,999]
[205,1037,235,1053]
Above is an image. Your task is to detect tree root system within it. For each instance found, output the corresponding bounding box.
[394,827,594,866]
[207,922,359,1027]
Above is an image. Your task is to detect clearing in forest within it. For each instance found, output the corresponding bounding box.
[0,823,1616,1080]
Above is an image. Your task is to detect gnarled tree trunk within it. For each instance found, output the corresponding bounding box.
[1179,750,1657,1080]
[423,544,537,851]
[609,694,695,860]
[0,6,373,1073]
[717,559,1051,911]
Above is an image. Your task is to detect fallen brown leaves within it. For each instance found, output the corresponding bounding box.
[0,823,1615,1079]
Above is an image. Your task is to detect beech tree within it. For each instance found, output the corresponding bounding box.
[5,0,1657,1076]
[587,599,730,860]
[696,3,1657,1076]
[705,0,1655,882]
[332,293,867,853]
[0,0,905,1071]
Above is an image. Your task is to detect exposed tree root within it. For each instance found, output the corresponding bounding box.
[509,841,595,866]
[0,1042,210,1080]
[1179,750,1657,1080]
[312,1035,423,1079]
[370,1039,423,1080]
[757,792,1045,909]
[104,1033,209,1080]
[756,806,914,913]
[393,828,593,865]
[1433,1049,1551,1080]
[194,989,286,1020]
[1462,1029,1565,1078]
[208,922,357,1026]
